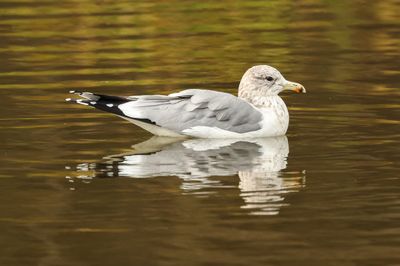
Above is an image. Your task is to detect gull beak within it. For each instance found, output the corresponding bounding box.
[282,81,306,94]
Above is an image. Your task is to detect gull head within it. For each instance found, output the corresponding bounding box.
[238,65,306,99]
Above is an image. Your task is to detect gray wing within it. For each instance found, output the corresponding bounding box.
[118,89,262,134]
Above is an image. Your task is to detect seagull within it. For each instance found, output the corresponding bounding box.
[66,65,305,138]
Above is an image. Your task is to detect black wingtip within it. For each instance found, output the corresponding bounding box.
[66,91,135,116]
[66,91,157,126]
[65,98,92,106]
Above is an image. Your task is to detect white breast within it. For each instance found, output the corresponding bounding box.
[255,96,289,137]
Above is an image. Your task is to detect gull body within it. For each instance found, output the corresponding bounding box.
[67,65,305,138]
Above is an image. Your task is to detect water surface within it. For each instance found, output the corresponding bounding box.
[0,0,399,265]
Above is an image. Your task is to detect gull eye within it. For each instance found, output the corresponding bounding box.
[266,76,274,82]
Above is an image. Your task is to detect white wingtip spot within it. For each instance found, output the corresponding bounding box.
[77,99,89,106]
[106,104,114,107]
[90,101,97,105]
[69,90,75,94]
[65,98,72,102]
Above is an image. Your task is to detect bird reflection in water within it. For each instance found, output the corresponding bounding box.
[69,136,305,215]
